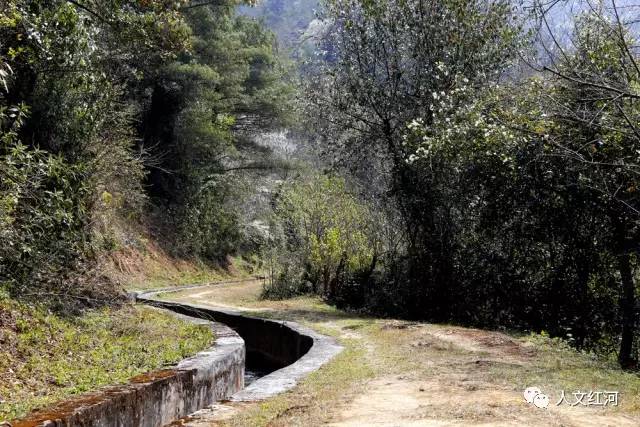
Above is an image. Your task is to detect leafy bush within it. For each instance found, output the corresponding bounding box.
[267,174,377,300]
[261,262,312,300]
[0,104,90,294]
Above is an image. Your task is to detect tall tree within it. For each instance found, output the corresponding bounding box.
[307,0,522,317]
[0,0,189,302]
[143,0,292,260]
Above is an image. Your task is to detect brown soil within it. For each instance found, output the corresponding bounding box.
[165,282,640,427]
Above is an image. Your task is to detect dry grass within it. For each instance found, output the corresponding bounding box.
[102,235,254,291]
[165,282,640,427]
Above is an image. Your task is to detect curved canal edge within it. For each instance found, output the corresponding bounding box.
[135,284,344,402]
[11,282,343,427]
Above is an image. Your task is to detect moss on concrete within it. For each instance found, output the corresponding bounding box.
[0,293,213,421]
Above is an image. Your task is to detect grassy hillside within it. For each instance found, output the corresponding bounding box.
[101,234,257,292]
[0,294,213,421]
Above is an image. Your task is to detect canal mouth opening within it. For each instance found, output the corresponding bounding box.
[198,310,315,390]
[244,350,283,385]
[136,299,315,392]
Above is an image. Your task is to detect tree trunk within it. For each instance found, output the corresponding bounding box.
[617,252,636,368]
[322,266,330,297]
[574,255,591,348]
[329,255,346,300]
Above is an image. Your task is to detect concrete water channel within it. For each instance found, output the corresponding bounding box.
[137,284,344,402]
[12,281,342,427]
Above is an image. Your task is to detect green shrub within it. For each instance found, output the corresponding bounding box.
[261,262,312,300]
[0,105,90,295]
[269,174,377,300]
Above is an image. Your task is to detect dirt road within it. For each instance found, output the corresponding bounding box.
[165,280,640,427]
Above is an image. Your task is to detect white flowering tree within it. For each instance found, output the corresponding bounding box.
[530,0,640,367]
[403,1,640,366]
[306,0,523,317]
[306,0,640,366]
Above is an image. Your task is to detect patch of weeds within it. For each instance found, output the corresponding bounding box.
[229,344,375,427]
[0,297,213,421]
[485,332,640,411]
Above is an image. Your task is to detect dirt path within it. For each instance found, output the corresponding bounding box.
[327,324,636,427]
[165,281,640,427]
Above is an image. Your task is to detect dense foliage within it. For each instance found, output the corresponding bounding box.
[0,1,289,304]
[143,2,292,261]
[264,174,376,300]
[298,0,640,367]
